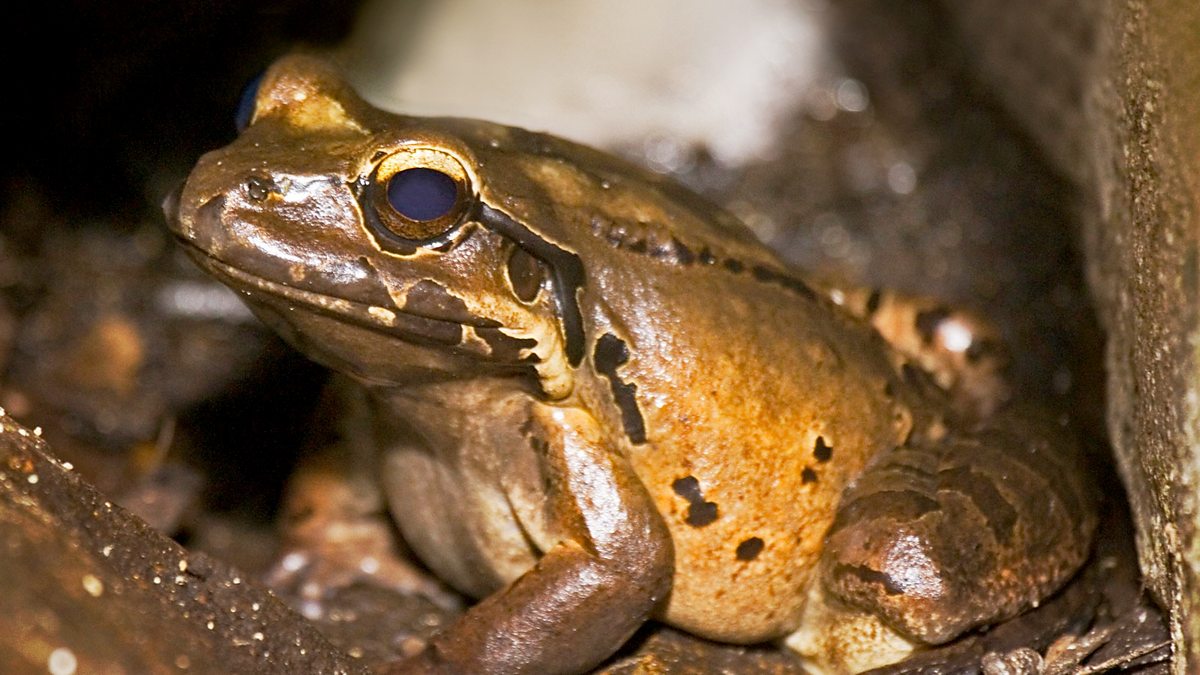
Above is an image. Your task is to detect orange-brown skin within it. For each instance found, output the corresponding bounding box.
[166,55,1095,674]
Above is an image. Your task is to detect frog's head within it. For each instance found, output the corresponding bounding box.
[166,54,621,397]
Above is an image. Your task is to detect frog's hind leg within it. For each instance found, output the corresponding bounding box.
[818,281,1010,418]
[786,410,1096,674]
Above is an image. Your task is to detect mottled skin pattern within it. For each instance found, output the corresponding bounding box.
[165,55,1096,674]
[817,282,1011,420]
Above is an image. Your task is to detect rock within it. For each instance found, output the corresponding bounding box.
[0,410,363,674]
[938,0,1200,670]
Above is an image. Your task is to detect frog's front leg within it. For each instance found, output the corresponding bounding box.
[384,404,673,675]
[788,410,1096,674]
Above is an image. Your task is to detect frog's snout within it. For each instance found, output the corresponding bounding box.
[162,182,183,228]
[166,186,230,258]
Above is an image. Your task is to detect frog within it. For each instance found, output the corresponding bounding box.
[164,54,1096,674]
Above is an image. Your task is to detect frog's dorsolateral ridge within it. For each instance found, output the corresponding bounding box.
[166,54,1095,674]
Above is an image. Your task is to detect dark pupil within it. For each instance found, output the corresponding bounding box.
[387,168,459,222]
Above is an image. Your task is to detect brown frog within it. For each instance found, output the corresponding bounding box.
[165,55,1096,674]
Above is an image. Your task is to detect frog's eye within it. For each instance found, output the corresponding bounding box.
[362,147,474,250]
[235,71,264,133]
[387,168,459,221]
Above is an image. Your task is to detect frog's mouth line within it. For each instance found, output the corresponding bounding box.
[182,245,471,349]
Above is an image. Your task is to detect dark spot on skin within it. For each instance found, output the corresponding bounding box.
[723,258,744,273]
[915,306,953,345]
[755,267,819,302]
[792,278,820,299]
[698,247,717,265]
[802,467,818,484]
[672,476,719,527]
[629,239,648,254]
[686,502,718,527]
[672,476,703,501]
[672,238,695,265]
[476,327,538,361]
[751,265,777,283]
[478,205,586,366]
[649,239,676,260]
[814,436,833,462]
[939,466,1017,544]
[736,537,764,561]
[866,289,883,316]
[833,563,905,595]
[405,279,500,326]
[780,276,819,301]
[370,150,387,162]
[594,333,647,444]
[507,246,546,302]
